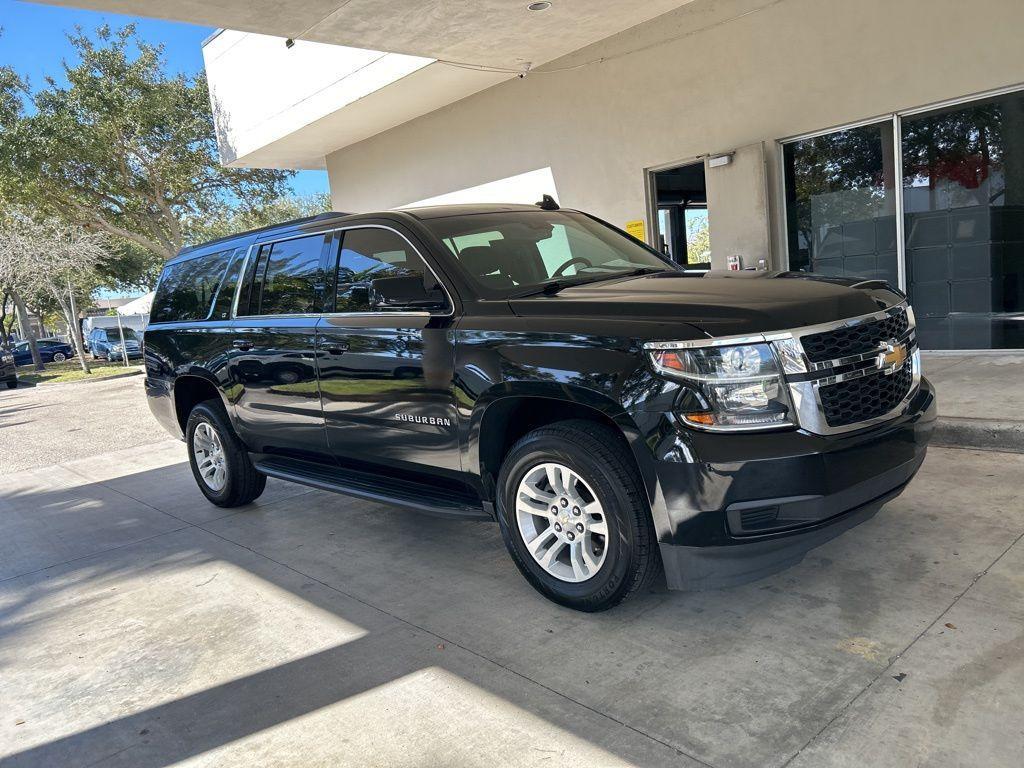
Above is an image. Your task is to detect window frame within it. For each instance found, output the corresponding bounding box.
[232,232,331,319]
[149,247,236,325]
[329,225,452,316]
[230,224,454,320]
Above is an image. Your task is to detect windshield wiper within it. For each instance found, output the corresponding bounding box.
[507,266,667,299]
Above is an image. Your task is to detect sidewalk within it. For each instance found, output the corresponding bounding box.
[923,352,1024,452]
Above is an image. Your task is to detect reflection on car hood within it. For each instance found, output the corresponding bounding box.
[508,270,905,338]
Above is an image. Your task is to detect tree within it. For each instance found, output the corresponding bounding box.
[0,218,109,373]
[0,25,294,287]
[0,218,46,371]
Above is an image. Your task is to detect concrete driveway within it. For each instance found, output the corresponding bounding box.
[1,378,1022,767]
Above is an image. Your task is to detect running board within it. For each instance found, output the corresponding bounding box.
[252,456,490,521]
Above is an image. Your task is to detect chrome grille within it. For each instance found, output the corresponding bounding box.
[801,309,910,363]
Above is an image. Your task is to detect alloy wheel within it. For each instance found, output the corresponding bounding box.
[192,421,228,492]
[515,462,608,582]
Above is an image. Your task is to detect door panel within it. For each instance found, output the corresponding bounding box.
[224,231,331,461]
[317,224,460,473]
[317,315,460,473]
[226,317,328,461]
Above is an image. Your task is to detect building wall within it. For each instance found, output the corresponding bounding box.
[325,0,1024,270]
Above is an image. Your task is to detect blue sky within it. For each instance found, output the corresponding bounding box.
[0,0,329,197]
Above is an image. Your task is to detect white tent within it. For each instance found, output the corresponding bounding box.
[116,292,154,316]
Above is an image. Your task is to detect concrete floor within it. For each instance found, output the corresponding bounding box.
[2,381,1023,767]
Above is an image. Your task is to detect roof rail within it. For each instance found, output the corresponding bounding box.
[175,211,352,257]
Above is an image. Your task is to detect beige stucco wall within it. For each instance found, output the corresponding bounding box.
[326,0,1024,270]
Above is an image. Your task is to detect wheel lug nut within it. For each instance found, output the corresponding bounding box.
[572,506,581,516]
[554,523,562,532]
[550,505,558,513]
[566,532,575,541]
[575,523,584,533]
[560,498,568,508]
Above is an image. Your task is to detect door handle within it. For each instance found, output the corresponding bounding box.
[324,342,349,355]
[232,339,253,351]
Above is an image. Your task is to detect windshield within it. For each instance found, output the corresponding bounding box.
[103,328,138,341]
[424,210,675,298]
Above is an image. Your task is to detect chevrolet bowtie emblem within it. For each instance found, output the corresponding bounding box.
[876,341,908,373]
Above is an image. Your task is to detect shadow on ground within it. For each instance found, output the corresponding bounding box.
[1,442,1022,767]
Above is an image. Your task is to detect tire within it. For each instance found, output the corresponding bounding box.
[52,352,67,363]
[5,380,16,390]
[495,420,660,612]
[185,398,266,507]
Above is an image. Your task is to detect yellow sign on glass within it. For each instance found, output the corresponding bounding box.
[625,219,646,242]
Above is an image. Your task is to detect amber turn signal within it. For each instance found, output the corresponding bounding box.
[683,413,716,426]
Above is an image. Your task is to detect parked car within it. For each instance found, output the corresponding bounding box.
[1,348,16,389]
[87,327,142,361]
[143,203,936,611]
[11,338,75,366]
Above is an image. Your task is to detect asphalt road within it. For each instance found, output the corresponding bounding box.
[0,373,169,472]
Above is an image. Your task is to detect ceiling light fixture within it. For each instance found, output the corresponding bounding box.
[527,2,552,11]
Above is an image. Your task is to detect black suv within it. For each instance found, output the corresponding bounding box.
[143,203,935,611]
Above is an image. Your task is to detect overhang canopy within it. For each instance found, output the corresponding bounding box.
[38,1,696,168]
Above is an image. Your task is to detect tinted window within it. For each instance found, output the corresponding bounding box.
[239,244,270,317]
[334,228,436,312]
[255,235,326,315]
[210,248,247,320]
[151,249,234,323]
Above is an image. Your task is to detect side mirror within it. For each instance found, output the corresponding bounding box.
[370,274,446,310]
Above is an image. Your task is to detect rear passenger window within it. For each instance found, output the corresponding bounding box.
[253,234,327,316]
[334,228,435,312]
[152,249,234,323]
[209,247,248,320]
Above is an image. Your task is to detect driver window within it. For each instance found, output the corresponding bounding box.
[334,228,431,313]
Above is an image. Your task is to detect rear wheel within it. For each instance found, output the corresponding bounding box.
[186,399,266,507]
[496,420,659,611]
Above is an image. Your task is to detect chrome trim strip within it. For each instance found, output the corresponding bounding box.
[642,303,907,351]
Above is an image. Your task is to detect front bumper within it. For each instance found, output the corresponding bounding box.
[650,377,936,590]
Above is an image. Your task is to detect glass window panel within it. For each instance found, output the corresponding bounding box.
[335,228,431,313]
[902,91,1024,349]
[784,122,898,286]
[257,235,325,316]
[151,249,233,323]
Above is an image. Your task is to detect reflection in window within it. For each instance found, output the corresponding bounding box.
[258,235,326,316]
[902,93,1024,349]
[152,249,233,323]
[335,228,430,313]
[784,122,898,284]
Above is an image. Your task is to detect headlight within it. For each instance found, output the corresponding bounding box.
[646,342,794,431]
[1,353,12,363]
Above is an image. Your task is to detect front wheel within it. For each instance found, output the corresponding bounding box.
[52,352,67,363]
[496,420,660,611]
[186,399,266,507]
[5,380,16,390]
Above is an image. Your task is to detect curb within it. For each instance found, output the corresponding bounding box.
[932,416,1024,453]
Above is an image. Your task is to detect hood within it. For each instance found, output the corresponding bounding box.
[508,271,905,338]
